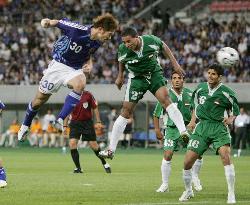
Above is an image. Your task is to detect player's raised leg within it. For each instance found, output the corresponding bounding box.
[18,91,51,141]
[155,86,189,143]
[55,74,86,130]
[99,102,135,159]
[218,145,236,204]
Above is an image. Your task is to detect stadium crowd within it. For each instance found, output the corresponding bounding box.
[0,1,249,85]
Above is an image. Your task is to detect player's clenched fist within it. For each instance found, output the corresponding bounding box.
[115,76,124,90]
[41,18,50,28]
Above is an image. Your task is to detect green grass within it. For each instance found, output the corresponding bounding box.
[0,147,250,205]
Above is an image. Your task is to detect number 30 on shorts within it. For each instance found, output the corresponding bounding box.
[41,80,54,90]
[188,139,200,148]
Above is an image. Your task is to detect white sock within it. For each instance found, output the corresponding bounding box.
[183,169,192,191]
[192,159,203,179]
[161,159,171,185]
[166,103,186,134]
[224,164,235,194]
[109,115,128,152]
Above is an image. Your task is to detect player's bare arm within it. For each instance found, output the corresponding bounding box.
[162,42,185,75]
[63,115,70,136]
[187,110,196,132]
[115,62,125,90]
[83,57,93,75]
[153,116,163,140]
[93,107,104,129]
[93,107,101,123]
[223,115,236,126]
[41,18,59,28]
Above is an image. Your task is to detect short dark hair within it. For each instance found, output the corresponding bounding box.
[208,63,224,76]
[121,27,138,37]
[171,71,185,79]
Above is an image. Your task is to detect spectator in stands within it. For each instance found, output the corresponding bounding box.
[234,107,250,157]
[0,1,249,84]
[1,119,20,147]
[29,117,42,146]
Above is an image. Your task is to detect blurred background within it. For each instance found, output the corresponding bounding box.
[0,0,250,152]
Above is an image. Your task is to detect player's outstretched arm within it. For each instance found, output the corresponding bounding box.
[223,115,236,126]
[115,62,125,90]
[162,42,185,75]
[187,110,196,132]
[153,116,163,140]
[41,18,59,28]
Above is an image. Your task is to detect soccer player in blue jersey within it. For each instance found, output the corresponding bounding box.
[0,101,7,188]
[18,13,118,141]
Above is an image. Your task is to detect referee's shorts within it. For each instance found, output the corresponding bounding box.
[69,119,96,141]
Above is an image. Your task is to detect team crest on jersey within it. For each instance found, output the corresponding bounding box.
[83,102,88,109]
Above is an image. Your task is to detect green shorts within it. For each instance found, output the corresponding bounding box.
[163,126,186,151]
[124,71,165,103]
[187,120,231,156]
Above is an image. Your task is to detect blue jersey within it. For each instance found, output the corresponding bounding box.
[52,18,102,70]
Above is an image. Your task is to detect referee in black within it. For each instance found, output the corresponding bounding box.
[64,91,111,173]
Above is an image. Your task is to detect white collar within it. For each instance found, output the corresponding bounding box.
[207,82,222,96]
[134,36,143,57]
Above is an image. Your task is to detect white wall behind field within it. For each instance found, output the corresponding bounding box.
[1,83,250,103]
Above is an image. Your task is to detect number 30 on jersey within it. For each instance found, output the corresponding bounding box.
[70,42,82,53]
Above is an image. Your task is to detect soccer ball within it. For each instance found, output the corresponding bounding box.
[216,47,239,67]
[0,180,7,188]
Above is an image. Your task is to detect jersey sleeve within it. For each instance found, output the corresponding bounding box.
[149,35,163,51]
[89,93,97,109]
[190,87,199,111]
[57,18,88,34]
[153,102,163,118]
[226,91,240,116]
[117,44,126,63]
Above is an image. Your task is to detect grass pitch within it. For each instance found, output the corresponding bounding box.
[0,147,250,205]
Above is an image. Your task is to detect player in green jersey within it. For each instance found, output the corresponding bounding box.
[179,64,239,204]
[99,27,189,159]
[154,71,203,193]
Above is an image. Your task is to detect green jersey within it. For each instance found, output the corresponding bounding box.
[153,87,193,127]
[118,35,163,77]
[192,82,240,121]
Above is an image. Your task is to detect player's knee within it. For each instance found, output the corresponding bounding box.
[164,151,173,161]
[69,140,77,149]
[121,107,132,118]
[32,95,50,109]
[220,154,231,165]
[183,157,194,170]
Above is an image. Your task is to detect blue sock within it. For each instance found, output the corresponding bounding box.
[0,167,6,181]
[57,91,81,120]
[23,102,38,127]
